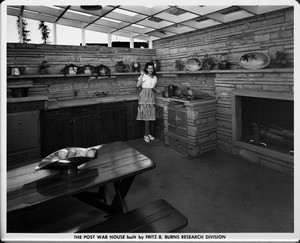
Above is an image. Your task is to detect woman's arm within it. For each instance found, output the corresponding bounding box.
[152,76,160,93]
[136,71,145,88]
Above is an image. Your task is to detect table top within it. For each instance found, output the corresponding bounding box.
[7,141,155,213]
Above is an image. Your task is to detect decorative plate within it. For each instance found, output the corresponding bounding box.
[239,52,270,70]
[35,146,100,171]
[185,58,202,71]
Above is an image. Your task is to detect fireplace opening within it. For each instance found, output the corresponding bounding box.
[239,96,294,155]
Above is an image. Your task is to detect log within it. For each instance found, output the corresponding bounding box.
[267,127,293,139]
[260,129,293,148]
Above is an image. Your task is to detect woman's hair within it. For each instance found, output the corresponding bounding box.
[143,62,156,75]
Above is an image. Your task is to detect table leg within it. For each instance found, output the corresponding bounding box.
[111,176,135,213]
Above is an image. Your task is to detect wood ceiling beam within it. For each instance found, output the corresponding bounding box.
[83,5,119,28]
[55,6,71,23]
[20,6,24,16]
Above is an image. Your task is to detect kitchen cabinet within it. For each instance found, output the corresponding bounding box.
[97,102,127,144]
[126,100,144,140]
[41,102,130,157]
[7,110,41,167]
[42,108,74,156]
[165,99,217,156]
[7,99,46,168]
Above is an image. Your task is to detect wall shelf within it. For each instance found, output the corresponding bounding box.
[7,68,293,80]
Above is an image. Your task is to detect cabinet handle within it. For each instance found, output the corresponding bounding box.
[18,120,21,126]
[69,119,73,124]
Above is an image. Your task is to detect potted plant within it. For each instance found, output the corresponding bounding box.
[16,17,31,43]
[38,60,51,74]
[174,59,183,71]
[275,50,288,68]
[38,21,50,44]
[202,54,216,70]
[218,53,231,70]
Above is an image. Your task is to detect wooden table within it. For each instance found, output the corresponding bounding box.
[7,141,156,232]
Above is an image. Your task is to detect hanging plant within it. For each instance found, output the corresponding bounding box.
[16,17,31,43]
[38,21,50,44]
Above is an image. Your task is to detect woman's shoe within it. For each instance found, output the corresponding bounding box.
[148,135,155,140]
[144,135,150,143]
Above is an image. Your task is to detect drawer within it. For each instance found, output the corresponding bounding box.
[169,136,188,155]
[44,109,72,119]
[7,101,45,113]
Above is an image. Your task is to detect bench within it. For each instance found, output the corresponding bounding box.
[78,199,188,233]
[7,197,188,233]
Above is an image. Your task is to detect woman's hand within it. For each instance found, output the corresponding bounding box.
[153,88,160,93]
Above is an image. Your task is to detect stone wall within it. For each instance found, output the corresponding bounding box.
[152,7,294,175]
[7,43,156,74]
[7,43,156,100]
[153,7,294,71]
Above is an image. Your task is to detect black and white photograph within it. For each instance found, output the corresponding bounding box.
[0,0,299,242]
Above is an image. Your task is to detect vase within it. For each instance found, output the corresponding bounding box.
[153,60,160,71]
[218,61,230,70]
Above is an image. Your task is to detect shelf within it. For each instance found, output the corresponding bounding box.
[7,68,293,80]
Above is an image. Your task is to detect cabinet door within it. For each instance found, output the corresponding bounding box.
[98,104,127,144]
[167,103,187,137]
[42,109,73,156]
[73,106,99,148]
[176,106,187,136]
[126,101,143,140]
[7,110,40,152]
[167,105,176,134]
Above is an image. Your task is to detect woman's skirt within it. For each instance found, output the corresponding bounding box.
[136,88,156,121]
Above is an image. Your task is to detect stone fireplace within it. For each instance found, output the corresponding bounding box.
[232,89,294,156]
[215,70,294,176]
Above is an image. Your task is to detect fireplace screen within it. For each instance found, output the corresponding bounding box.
[239,96,294,155]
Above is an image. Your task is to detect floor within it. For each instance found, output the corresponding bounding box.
[123,138,294,233]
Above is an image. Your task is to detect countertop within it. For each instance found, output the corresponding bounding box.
[46,94,140,109]
[7,95,49,103]
[6,93,213,109]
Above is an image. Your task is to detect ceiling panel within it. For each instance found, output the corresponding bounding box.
[6,5,292,41]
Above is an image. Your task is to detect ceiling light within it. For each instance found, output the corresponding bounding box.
[80,5,102,11]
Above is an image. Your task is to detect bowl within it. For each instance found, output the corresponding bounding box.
[185,58,202,71]
[238,52,270,70]
[35,146,99,172]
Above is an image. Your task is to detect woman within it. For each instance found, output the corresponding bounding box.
[136,62,159,143]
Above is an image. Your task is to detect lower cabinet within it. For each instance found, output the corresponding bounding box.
[41,100,142,157]
[7,110,41,167]
[126,100,144,140]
